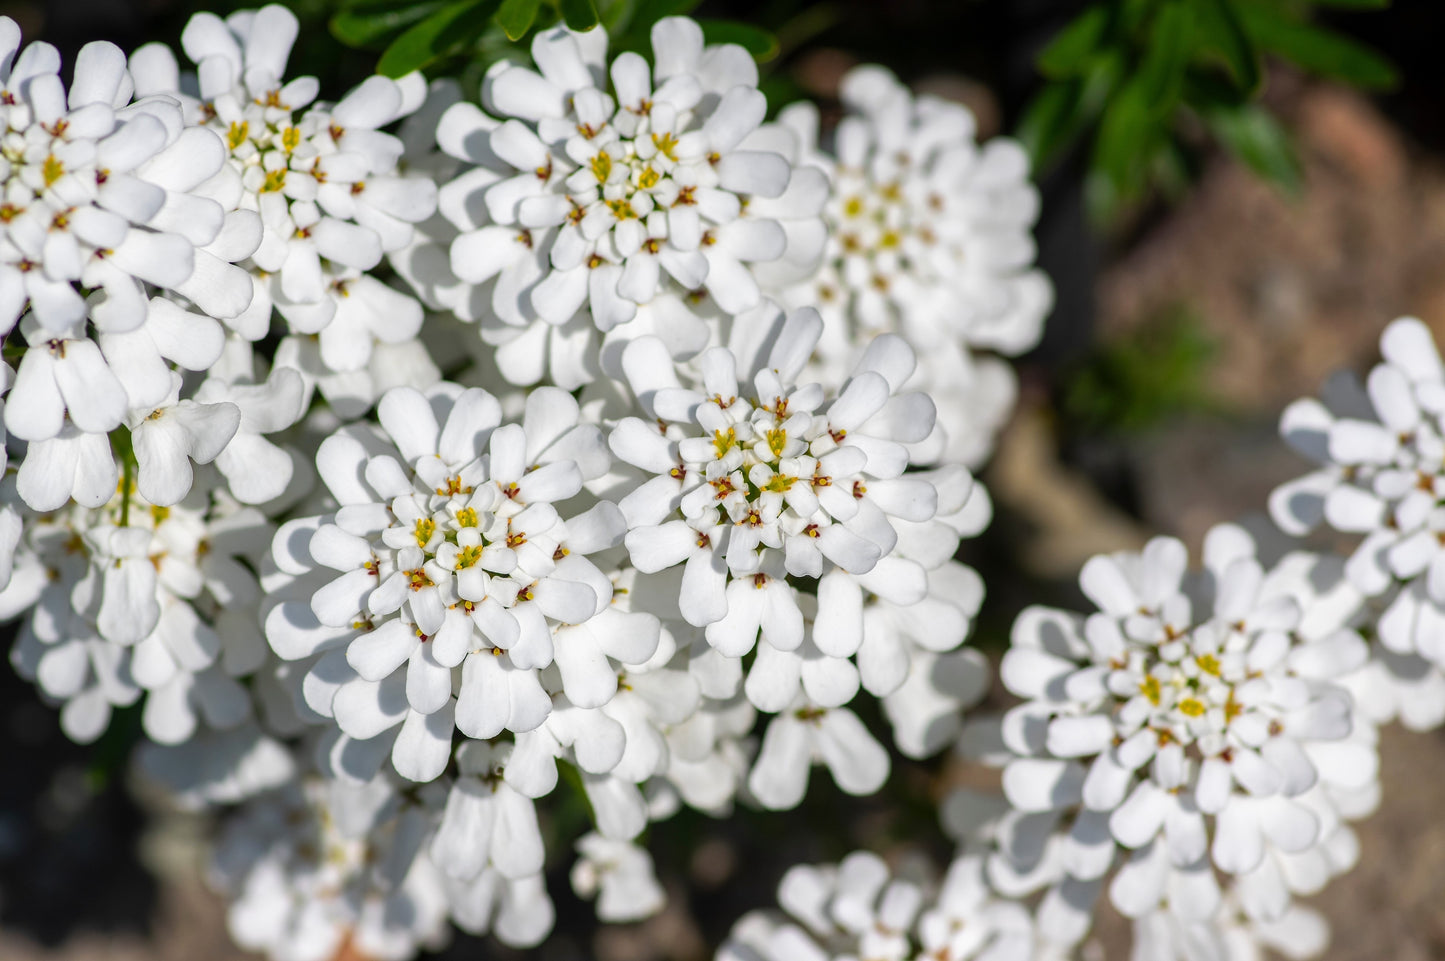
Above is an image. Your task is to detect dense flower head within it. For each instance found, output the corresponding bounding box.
[1270,318,1445,689]
[718,850,1037,961]
[610,308,941,646]
[209,774,452,961]
[1,478,271,744]
[129,4,436,357]
[0,19,258,334]
[431,17,823,390]
[989,524,1374,950]
[265,382,649,782]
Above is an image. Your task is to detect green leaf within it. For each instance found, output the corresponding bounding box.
[1237,5,1397,89]
[1137,0,1194,114]
[1092,74,1160,199]
[1017,80,1092,169]
[558,0,600,30]
[375,0,499,77]
[1191,0,1259,92]
[1207,104,1302,192]
[330,0,446,49]
[1036,6,1110,78]
[497,0,542,40]
[698,18,779,60]
[1309,0,1389,7]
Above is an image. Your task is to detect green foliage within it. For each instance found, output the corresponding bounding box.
[1020,0,1397,223]
[1060,307,1221,435]
[327,0,779,81]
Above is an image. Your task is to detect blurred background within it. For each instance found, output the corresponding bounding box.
[4,0,1445,958]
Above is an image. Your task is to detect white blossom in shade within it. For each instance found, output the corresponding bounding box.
[137,721,296,808]
[209,774,450,961]
[428,740,547,884]
[747,697,889,810]
[1131,891,1330,961]
[718,850,1037,961]
[993,524,1365,944]
[125,371,241,506]
[264,382,644,782]
[4,481,272,744]
[775,65,1051,365]
[569,832,667,923]
[0,21,258,335]
[129,4,435,344]
[443,864,554,948]
[193,344,307,504]
[432,17,805,373]
[609,308,942,656]
[1269,316,1445,680]
[274,326,441,421]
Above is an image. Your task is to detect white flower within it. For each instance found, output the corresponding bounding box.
[610,308,942,653]
[779,65,1051,360]
[265,382,638,782]
[1271,316,1445,672]
[748,698,889,810]
[7,484,271,744]
[0,22,256,335]
[209,774,450,961]
[132,4,435,344]
[125,371,241,506]
[570,833,667,922]
[719,850,1036,961]
[993,524,1364,943]
[433,16,803,376]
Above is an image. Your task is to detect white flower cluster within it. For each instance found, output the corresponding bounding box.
[1271,316,1445,730]
[720,850,1039,961]
[777,65,1052,467]
[0,7,1036,958]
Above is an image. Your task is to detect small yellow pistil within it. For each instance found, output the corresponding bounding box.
[260,168,287,193]
[455,507,478,528]
[763,474,795,493]
[42,154,64,187]
[652,132,679,161]
[227,121,250,150]
[414,517,436,548]
[405,568,433,591]
[637,166,660,189]
[766,428,787,458]
[149,505,170,526]
[590,152,612,182]
[456,545,484,569]
[1140,675,1162,706]
[712,427,737,458]
[281,126,301,152]
[1195,654,1221,676]
[605,198,637,220]
[1178,697,1206,718]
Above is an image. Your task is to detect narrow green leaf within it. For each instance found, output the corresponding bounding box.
[497,0,542,40]
[1309,0,1388,7]
[330,0,445,49]
[1207,104,1302,192]
[1017,80,1092,169]
[1192,0,1259,92]
[375,0,498,77]
[698,19,778,60]
[1237,5,1398,89]
[558,0,600,30]
[1092,75,1160,196]
[1036,6,1110,79]
[1138,0,1194,113]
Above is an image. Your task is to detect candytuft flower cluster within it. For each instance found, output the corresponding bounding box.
[5,6,1436,961]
